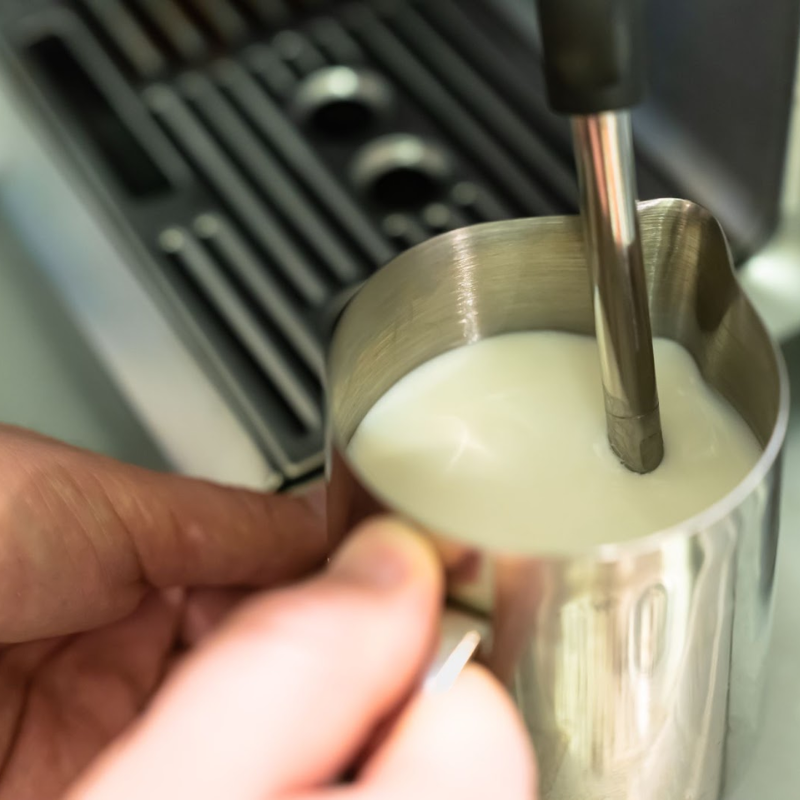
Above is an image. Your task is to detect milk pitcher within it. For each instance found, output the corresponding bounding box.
[325,198,789,800]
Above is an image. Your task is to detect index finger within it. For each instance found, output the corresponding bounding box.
[0,426,327,642]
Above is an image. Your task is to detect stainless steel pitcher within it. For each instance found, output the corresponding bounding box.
[325,198,790,800]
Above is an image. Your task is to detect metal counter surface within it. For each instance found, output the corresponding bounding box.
[0,213,165,468]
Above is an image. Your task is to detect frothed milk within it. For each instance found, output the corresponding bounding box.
[348,332,762,553]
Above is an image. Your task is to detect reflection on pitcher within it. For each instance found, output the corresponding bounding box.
[326,201,788,800]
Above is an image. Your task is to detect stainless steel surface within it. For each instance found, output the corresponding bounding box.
[290,65,395,130]
[349,133,454,201]
[0,213,165,467]
[426,610,487,695]
[326,199,789,800]
[728,333,800,800]
[572,112,663,473]
[0,63,280,491]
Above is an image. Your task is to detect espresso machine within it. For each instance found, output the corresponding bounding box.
[0,0,795,492]
[0,1,797,798]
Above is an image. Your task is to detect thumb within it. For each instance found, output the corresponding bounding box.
[65,518,443,800]
[0,426,327,641]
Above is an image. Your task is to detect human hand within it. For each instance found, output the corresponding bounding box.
[0,426,325,798]
[0,426,536,799]
[66,519,537,800]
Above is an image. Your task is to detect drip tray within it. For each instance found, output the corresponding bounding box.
[0,0,679,487]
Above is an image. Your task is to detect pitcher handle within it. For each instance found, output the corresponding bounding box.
[425,608,489,694]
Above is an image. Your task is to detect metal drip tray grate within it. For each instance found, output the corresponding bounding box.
[0,0,680,486]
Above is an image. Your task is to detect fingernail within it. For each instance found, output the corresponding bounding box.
[329,518,436,591]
